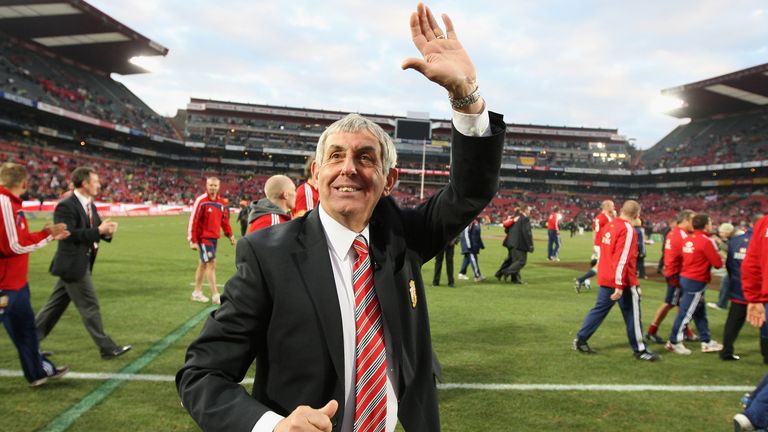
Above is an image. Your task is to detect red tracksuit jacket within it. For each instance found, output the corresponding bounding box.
[0,187,52,290]
[187,193,233,244]
[247,213,291,234]
[593,212,612,247]
[742,215,768,303]
[680,230,723,283]
[597,218,638,289]
[663,226,690,279]
[292,182,319,218]
[547,212,561,231]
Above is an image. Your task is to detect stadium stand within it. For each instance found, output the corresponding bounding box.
[641,63,768,168]
[0,37,178,138]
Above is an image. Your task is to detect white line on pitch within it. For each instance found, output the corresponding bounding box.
[188,282,225,287]
[0,370,752,391]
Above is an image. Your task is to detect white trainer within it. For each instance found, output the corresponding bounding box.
[190,291,209,303]
[457,274,469,280]
[701,340,724,353]
[665,341,692,355]
[733,413,755,431]
[211,294,221,305]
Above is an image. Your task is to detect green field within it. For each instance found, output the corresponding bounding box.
[1,215,763,431]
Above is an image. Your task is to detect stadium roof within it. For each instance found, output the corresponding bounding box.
[0,0,168,75]
[661,62,768,119]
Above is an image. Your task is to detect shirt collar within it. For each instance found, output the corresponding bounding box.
[73,189,92,209]
[318,204,369,261]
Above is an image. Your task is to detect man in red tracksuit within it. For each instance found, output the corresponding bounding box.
[665,214,724,355]
[592,200,615,259]
[573,200,659,361]
[743,213,768,346]
[733,214,768,431]
[645,209,699,343]
[573,200,615,292]
[0,162,69,386]
[547,206,562,261]
[187,177,234,305]
[246,175,296,233]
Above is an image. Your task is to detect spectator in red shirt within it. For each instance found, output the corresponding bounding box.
[246,175,296,233]
[187,177,234,305]
[0,162,70,386]
[665,214,724,355]
[573,200,659,361]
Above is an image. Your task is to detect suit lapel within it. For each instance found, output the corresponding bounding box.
[68,195,89,228]
[292,211,345,386]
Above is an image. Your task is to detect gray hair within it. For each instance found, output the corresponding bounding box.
[315,113,398,172]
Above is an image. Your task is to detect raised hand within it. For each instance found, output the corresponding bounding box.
[401,3,480,111]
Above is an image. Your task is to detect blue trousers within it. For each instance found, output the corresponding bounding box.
[460,253,481,278]
[745,372,768,428]
[576,286,647,353]
[716,276,730,309]
[577,269,596,283]
[547,230,560,259]
[669,277,711,344]
[1,285,56,383]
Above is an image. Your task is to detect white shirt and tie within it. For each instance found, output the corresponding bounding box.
[253,107,491,432]
[73,189,98,250]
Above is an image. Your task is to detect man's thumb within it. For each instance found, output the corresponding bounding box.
[319,400,338,418]
[401,57,427,73]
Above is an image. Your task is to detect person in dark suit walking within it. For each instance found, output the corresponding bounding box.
[432,236,457,287]
[176,4,504,431]
[500,204,534,284]
[35,167,131,360]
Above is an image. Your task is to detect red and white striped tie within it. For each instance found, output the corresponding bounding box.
[352,235,387,432]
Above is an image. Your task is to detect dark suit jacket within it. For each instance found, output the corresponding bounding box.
[505,215,533,252]
[49,194,111,282]
[176,112,505,432]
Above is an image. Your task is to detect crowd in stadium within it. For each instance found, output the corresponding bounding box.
[4,136,763,245]
[640,107,768,169]
[0,38,178,139]
[0,139,267,205]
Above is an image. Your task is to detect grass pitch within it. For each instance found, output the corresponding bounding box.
[1,215,763,431]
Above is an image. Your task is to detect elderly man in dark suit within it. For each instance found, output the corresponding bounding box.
[177,4,504,432]
[35,167,131,360]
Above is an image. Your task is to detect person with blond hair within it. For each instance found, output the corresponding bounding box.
[0,163,70,386]
[573,200,659,361]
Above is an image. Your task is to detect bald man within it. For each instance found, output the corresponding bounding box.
[246,175,296,233]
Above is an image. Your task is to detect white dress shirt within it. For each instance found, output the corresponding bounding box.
[252,107,490,432]
[73,189,98,250]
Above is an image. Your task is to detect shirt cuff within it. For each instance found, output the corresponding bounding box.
[452,103,491,137]
[251,411,284,432]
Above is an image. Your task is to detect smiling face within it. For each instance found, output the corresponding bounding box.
[313,131,398,232]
